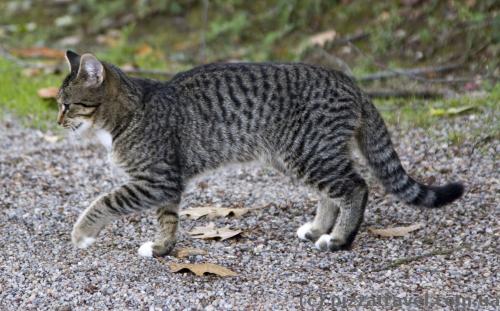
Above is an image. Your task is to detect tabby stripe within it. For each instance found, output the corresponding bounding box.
[369,137,392,154]
[201,93,213,111]
[227,80,242,109]
[323,115,355,129]
[147,183,179,193]
[409,186,427,205]
[117,192,133,209]
[307,157,346,184]
[327,104,352,114]
[370,149,398,165]
[134,185,156,200]
[392,176,414,194]
[235,75,249,96]
[111,123,128,141]
[308,152,350,181]
[104,196,120,215]
[73,110,97,118]
[114,194,125,209]
[133,175,159,184]
[123,185,140,201]
[275,70,283,94]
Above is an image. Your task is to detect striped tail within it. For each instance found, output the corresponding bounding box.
[357,98,464,208]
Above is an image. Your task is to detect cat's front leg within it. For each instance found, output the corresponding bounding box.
[71,180,182,250]
[71,194,113,248]
[138,204,179,257]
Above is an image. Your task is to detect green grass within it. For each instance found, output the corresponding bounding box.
[375,83,500,146]
[0,57,62,129]
[375,83,499,127]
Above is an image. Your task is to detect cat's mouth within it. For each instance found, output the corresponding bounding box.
[62,122,83,131]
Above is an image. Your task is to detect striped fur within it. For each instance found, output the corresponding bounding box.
[58,51,463,255]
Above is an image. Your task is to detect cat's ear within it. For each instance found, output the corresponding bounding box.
[65,50,80,73]
[76,53,105,88]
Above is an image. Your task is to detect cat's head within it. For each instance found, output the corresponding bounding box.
[56,51,111,132]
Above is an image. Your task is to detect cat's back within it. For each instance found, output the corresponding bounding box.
[168,61,355,88]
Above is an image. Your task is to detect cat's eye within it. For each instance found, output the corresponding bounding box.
[72,102,101,108]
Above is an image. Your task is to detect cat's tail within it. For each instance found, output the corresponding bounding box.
[356,98,464,208]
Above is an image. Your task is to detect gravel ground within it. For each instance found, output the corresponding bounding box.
[0,110,498,311]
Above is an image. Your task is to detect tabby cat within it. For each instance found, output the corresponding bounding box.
[57,51,463,257]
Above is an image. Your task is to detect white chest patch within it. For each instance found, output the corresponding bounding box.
[95,129,112,150]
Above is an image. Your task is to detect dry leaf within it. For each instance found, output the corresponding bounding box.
[188,222,242,241]
[369,223,424,237]
[12,47,65,59]
[37,87,59,99]
[181,206,252,220]
[22,68,42,77]
[136,43,153,57]
[170,262,237,277]
[43,134,60,143]
[308,30,336,47]
[174,247,207,258]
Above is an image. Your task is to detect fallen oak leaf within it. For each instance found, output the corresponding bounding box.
[368,223,424,237]
[188,222,242,241]
[174,247,207,258]
[37,87,59,99]
[181,206,253,220]
[170,262,237,277]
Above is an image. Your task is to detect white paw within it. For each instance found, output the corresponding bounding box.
[138,241,155,257]
[297,222,314,241]
[314,234,332,250]
[75,236,96,249]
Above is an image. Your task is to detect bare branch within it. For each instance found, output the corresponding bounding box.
[358,63,463,82]
[366,89,447,99]
[369,248,457,273]
[328,32,370,47]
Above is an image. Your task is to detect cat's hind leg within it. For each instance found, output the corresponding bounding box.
[138,204,179,257]
[297,195,340,242]
[315,174,368,251]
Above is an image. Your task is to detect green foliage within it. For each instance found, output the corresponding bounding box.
[0,58,61,129]
[0,0,498,132]
[207,12,249,42]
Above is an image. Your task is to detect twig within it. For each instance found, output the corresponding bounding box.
[305,48,353,76]
[358,63,463,82]
[347,41,482,84]
[328,32,370,47]
[468,135,494,167]
[366,89,446,99]
[369,248,457,273]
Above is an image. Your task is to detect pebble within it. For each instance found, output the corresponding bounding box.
[0,112,498,310]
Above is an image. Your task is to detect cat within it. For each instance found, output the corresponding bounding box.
[57,50,464,257]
